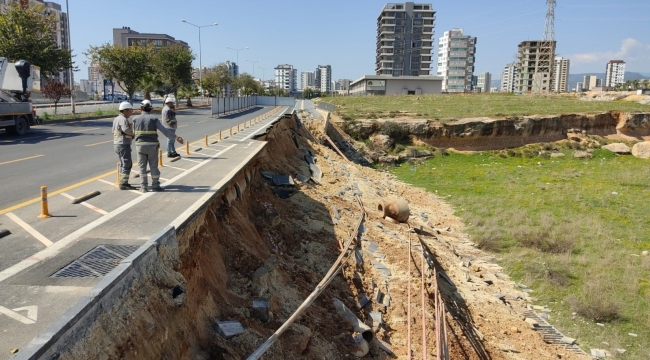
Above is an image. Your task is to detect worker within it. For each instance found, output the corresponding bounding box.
[133,99,184,193]
[112,101,136,190]
[162,95,179,158]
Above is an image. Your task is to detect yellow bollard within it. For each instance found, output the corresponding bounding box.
[158,148,164,167]
[185,141,190,155]
[205,134,208,147]
[115,162,120,186]
[38,186,51,218]
[219,130,222,141]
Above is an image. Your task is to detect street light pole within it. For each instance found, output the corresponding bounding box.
[65,0,75,113]
[181,20,218,105]
[244,59,262,79]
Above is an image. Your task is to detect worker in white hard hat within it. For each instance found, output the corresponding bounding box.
[133,99,184,193]
[161,94,179,158]
[112,101,136,190]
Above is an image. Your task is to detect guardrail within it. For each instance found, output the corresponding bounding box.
[317,101,335,113]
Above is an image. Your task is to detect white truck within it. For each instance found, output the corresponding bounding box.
[0,57,41,136]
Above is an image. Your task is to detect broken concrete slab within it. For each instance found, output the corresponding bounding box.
[213,321,245,339]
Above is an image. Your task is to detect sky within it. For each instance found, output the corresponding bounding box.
[68,0,650,84]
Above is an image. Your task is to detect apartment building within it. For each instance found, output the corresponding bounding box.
[500,62,518,93]
[437,28,476,92]
[315,65,332,93]
[552,56,570,92]
[113,27,188,48]
[515,40,556,93]
[375,2,436,77]
[274,64,297,94]
[476,72,491,93]
[605,60,625,88]
[301,71,315,90]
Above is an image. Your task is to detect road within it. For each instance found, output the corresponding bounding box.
[0,106,274,211]
[34,98,205,116]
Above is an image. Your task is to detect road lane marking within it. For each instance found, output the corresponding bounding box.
[6,212,53,247]
[96,179,142,195]
[60,192,108,215]
[0,144,237,284]
[85,139,113,147]
[0,155,44,166]
[0,170,116,216]
[73,127,100,133]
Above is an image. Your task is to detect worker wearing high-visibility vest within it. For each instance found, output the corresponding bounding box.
[133,100,184,193]
[112,101,136,190]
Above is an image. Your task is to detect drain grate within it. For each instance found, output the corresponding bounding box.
[51,245,140,278]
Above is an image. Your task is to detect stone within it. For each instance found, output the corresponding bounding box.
[590,349,606,358]
[602,143,631,154]
[573,151,593,159]
[550,152,566,158]
[213,321,245,339]
[370,134,394,151]
[252,300,269,323]
[632,141,650,159]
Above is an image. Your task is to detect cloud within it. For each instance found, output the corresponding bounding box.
[568,38,650,65]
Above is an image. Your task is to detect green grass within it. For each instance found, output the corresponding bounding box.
[323,93,649,121]
[391,148,650,357]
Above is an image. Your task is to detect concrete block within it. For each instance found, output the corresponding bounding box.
[213,321,245,339]
[252,300,269,323]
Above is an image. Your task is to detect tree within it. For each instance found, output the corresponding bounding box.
[41,81,71,114]
[153,44,195,97]
[86,43,153,104]
[0,3,72,79]
[138,73,164,100]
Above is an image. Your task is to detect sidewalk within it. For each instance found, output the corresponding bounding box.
[0,106,292,359]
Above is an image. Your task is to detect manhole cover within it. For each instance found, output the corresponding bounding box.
[51,245,140,278]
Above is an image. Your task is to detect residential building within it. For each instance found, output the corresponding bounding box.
[274,64,297,93]
[605,60,625,88]
[113,27,188,48]
[476,72,491,93]
[515,40,556,93]
[336,79,351,91]
[301,71,315,90]
[500,62,518,93]
[376,2,436,76]
[349,75,443,96]
[583,75,598,91]
[437,28,477,92]
[552,56,570,92]
[315,65,332,93]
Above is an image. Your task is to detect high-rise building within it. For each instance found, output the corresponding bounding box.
[301,71,315,90]
[437,28,476,92]
[605,60,625,88]
[274,64,297,93]
[583,75,598,91]
[552,56,570,92]
[113,27,188,48]
[315,65,332,93]
[515,40,556,93]
[375,2,436,77]
[500,63,518,93]
[476,72,491,93]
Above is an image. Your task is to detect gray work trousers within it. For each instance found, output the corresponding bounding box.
[136,144,160,188]
[114,144,132,185]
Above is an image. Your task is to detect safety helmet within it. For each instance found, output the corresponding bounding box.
[164,95,176,104]
[118,101,133,111]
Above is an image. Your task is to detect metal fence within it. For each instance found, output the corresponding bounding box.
[317,101,335,113]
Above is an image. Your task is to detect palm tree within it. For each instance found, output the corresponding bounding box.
[138,73,163,100]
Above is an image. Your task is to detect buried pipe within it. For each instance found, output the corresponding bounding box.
[333,298,374,346]
[378,198,410,223]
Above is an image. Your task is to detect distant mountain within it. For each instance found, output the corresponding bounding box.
[568,72,647,86]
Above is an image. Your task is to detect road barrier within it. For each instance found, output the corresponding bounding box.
[38,186,51,218]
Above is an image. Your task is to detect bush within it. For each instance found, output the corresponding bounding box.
[380,121,409,142]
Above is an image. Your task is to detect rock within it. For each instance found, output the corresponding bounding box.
[602,143,631,154]
[632,141,650,159]
[550,152,566,158]
[284,323,312,354]
[370,134,394,151]
[590,349,606,358]
[573,151,593,159]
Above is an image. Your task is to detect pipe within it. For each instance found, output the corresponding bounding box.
[332,298,373,343]
[378,198,410,223]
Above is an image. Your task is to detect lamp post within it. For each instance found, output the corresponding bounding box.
[181,19,218,105]
[225,46,248,68]
[244,59,262,78]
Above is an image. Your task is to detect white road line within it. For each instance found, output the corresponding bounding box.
[0,144,237,284]
[5,212,53,247]
[96,179,142,195]
[60,192,108,215]
[180,158,202,164]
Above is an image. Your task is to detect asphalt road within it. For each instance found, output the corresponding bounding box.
[35,98,205,116]
[0,105,274,212]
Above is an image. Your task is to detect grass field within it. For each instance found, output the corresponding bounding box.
[322,93,649,121]
[391,147,650,357]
